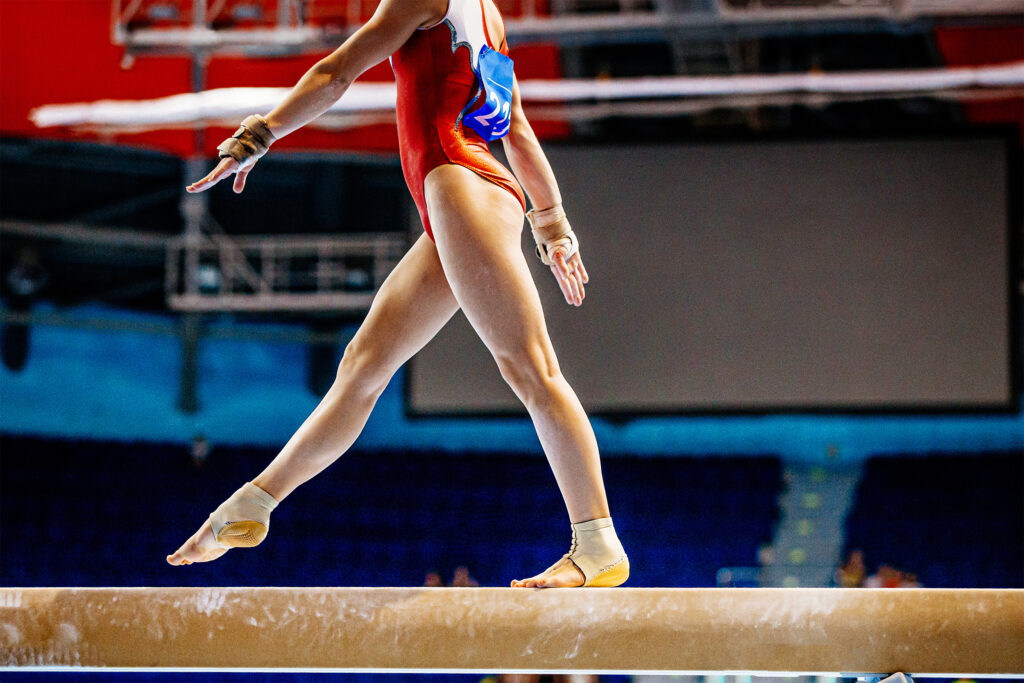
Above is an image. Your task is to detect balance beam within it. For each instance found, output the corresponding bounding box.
[2,587,1022,675]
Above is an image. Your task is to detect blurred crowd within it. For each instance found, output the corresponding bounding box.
[835,549,922,588]
[423,565,480,588]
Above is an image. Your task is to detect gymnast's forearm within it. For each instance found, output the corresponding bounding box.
[504,120,563,211]
[261,60,352,138]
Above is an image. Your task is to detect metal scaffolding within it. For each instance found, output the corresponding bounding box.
[111,0,1024,56]
[0,219,405,314]
[166,231,405,312]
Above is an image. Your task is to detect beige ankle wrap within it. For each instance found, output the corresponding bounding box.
[209,482,278,548]
[567,517,629,587]
[527,204,579,266]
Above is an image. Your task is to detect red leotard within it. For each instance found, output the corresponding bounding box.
[391,0,527,240]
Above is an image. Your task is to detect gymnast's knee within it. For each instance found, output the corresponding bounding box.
[495,344,563,408]
[335,338,393,400]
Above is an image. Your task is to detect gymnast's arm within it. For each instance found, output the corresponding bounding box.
[501,75,562,212]
[502,75,588,305]
[186,0,444,194]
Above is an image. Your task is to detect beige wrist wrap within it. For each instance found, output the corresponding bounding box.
[568,517,630,587]
[527,204,579,266]
[217,114,276,164]
[209,482,278,548]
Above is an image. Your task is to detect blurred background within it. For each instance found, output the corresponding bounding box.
[0,0,1022,681]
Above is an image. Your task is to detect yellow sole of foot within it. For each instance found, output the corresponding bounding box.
[215,521,267,548]
[584,559,630,587]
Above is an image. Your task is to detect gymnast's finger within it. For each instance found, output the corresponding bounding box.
[552,264,574,305]
[572,253,589,284]
[553,250,573,281]
[575,269,586,303]
[571,268,585,305]
[559,264,580,305]
[555,261,581,306]
[232,166,251,194]
[186,158,236,193]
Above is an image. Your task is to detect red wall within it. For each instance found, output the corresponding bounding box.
[2,0,195,156]
[935,26,1024,131]
[5,1,1016,158]
[0,0,565,158]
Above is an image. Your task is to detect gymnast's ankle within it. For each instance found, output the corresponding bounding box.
[209,482,279,548]
[568,516,630,587]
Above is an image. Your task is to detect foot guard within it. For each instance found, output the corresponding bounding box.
[209,482,278,548]
[567,518,630,587]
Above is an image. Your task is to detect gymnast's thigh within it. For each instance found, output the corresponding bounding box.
[423,163,557,372]
[346,232,460,373]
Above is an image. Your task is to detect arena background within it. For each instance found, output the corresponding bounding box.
[1,0,1022,681]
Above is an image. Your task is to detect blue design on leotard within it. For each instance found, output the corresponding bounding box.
[463,45,514,141]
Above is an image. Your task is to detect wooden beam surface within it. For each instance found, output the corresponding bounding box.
[2,587,1022,674]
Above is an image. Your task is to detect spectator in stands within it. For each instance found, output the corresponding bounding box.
[835,549,866,588]
[863,563,922,588]
[450,565,480,587]
[865,564,904,588]
[899,572,922,588]
[757,542,775,568]
[189,434,210,469]
[423,566,479,587]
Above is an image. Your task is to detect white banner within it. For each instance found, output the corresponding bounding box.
[30,61,1024,130]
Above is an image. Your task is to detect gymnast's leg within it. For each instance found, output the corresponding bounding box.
[167,234,459,565]
[424,164,625,588]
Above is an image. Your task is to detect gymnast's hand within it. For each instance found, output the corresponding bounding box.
[550,248,588,307]
[187,114,275,194]
[185,156,254,195]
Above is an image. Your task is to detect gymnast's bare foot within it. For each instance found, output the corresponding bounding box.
[510,556,585,588]
[167,482,277,566]
[166,518,228,566]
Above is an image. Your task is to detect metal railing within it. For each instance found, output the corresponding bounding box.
[1,219,405,314]
[166,231,406,311]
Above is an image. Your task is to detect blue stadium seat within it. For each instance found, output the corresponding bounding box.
[843,452,1024,588]
[0,435,782,589]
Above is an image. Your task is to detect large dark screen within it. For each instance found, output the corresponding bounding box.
[409,138,1012,413]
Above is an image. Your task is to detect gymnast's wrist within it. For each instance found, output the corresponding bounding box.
[526,204,566,231]
[217,114,277,164]
[527,204,579,266]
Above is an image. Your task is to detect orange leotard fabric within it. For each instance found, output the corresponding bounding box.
[391,0,527,240]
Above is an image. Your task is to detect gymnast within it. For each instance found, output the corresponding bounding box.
[166,0,628,588]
